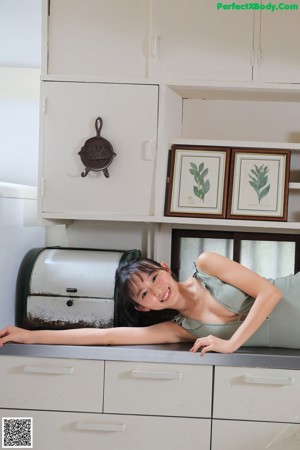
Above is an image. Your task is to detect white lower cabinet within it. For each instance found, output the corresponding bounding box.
[214,366,300,423]
[2,356,300,449]
[1,409,210,450]
[0,356,104,412]
[212,419,300,450]
[213,366,300,450]
[104,361,212,417]
[0,357,212,450]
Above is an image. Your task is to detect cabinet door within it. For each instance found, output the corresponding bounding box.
[150,0,254,82]
[214,366,300,423]
[0,410,211,450]
[47,0,149,78]
[0,356,104,412]
[40,82,158,219]
[104,361,213,417]
[212,419,300,450]
[254,10,300,83]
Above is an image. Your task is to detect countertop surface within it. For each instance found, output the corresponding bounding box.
[1,343,300,369]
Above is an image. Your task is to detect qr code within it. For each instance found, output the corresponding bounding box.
[2,417,33,448]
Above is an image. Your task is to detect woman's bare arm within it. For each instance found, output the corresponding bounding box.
[192,252,282,355]
[0,321,194,347]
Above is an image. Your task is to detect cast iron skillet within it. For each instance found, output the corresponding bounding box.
[78,117,116,178]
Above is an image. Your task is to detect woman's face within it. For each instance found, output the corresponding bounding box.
[131,263,178,312]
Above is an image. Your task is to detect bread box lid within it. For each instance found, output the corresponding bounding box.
[28,248,125,298]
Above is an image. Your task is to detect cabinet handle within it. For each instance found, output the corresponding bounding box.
[142,140,155,161]
[76,422,126,432]
[24,365,74,375]
[243,375,294,386]
[151,36,160,59]
[131,370,182,380]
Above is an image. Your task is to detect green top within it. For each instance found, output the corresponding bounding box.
[173,267,300,348]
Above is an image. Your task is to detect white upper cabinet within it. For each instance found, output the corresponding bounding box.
[253,9,300,83]
[149,2,300,84]
[149,0,254,82]
[44,0,300,84]
[46,0,149,78]
[40,82,158,219]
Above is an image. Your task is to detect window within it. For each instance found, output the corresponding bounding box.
[171,229,300,281]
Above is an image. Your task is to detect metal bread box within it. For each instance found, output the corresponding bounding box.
[16,247,140,330]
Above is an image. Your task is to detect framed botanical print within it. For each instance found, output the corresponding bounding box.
[164,145,230,218]
[227,149,290,221]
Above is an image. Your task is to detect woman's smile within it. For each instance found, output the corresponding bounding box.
[160,287,171,303]
[146,284,172,305]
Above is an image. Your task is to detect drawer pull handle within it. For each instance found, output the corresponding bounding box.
[131,370,182,380]
[24,365,74,375]
[76,422,126,433]
[243,375,294,386]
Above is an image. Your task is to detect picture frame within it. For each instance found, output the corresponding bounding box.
[164,145,230,218]
[227,149,291,221]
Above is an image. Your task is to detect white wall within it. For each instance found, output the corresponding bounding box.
[182,98,300,143]
[0,0,42,67]
[0,1,45,327]
[0,0,42,185]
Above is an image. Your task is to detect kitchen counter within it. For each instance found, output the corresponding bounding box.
[1,342,300,369]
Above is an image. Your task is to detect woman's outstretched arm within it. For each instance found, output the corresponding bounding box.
[0,322,194,347]
[191,252,282,355]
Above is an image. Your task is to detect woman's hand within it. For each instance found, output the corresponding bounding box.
[0,326,33,346]
[190,335,236,356]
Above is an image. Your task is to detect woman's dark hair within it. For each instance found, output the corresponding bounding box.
[114,257,178,327]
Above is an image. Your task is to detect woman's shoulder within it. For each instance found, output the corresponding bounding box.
[196,251,218,271]
[195,252,234,278]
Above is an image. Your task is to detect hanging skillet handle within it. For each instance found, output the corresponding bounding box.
[95,117,103,136]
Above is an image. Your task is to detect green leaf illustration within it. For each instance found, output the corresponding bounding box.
[190,161,210,201]
[248,164,270,204]
[258,184,270,202]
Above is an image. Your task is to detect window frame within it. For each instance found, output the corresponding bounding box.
[171,229,300,279]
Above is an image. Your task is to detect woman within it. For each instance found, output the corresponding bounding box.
[0,252,298,355]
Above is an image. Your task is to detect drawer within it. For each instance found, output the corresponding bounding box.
[212,419,300,450]
[214,366,300,423]
[0,356,103,412]
[104,361,213,417]
[0,409,211,450]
